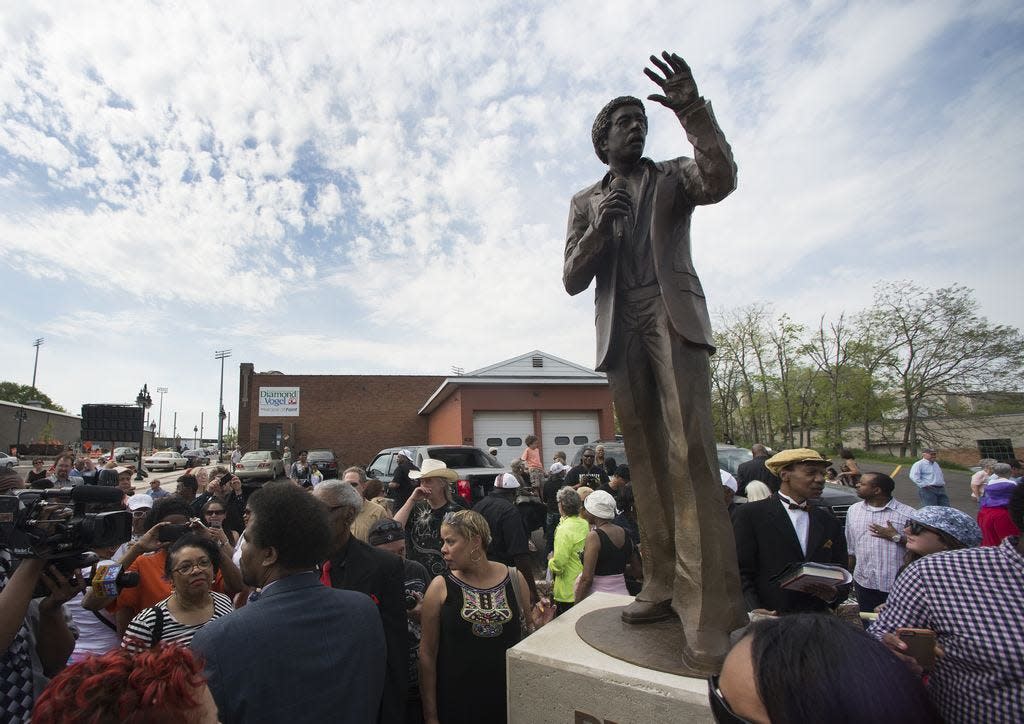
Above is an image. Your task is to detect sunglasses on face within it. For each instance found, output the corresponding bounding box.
[708,676,754,724]
[906,522,937,536]
[206,510,226,516]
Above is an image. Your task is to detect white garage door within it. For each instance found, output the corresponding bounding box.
[541,411,600,464]
[473,411,535,467]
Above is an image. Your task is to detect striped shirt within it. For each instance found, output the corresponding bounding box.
[870,538,1024,723]
[122,592,234,652]
[845,497,916,592]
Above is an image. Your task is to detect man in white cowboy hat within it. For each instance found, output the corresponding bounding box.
[732,448,849,616]
[393,459,466,578]
[473,472,539,604]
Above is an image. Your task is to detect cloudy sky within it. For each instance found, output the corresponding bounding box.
[1,1,1021,439]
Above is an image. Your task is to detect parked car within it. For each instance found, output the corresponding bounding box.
[0,453,18,469]
[571,441,860,523]
[234,450,285,483]
[307,449,339,479]
[113,447,138,463]
[182,449,211,466]
[142,451,188,471]
[368,445,509,505]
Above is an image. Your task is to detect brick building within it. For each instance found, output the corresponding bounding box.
[237,350,614,467]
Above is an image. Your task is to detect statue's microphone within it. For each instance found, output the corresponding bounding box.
[610,177,629,244]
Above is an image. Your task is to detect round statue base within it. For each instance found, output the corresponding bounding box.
[575,604,698,677]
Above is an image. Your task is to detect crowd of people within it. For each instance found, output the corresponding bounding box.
[1,442,1022,722]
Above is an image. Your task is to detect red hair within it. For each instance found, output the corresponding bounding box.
[33,645,208,723]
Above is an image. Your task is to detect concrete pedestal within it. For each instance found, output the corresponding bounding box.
[507,593,713,723]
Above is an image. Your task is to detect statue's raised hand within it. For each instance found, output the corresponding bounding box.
[645,51,699,111]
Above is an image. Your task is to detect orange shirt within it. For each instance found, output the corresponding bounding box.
[522,446,542,470]
[115,549,224,612]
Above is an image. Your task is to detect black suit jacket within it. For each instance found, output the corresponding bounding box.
[732,496,848,613]
[326,538,408,724]
[735,456,780,493]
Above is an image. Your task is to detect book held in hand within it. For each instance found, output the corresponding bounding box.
[772,562,852,593]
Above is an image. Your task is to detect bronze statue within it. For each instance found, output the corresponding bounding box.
[563,51,746,674]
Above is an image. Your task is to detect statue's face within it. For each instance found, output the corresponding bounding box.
[602,105,647,163]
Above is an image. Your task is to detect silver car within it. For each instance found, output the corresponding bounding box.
[143,451,187,471]
[235,450,285,482]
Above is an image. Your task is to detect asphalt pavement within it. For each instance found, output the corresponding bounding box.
[831,458,976,516]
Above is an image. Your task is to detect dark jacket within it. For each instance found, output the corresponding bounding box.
[473,491,530,566]
[735,456,780,493]
[732,495,848,614]
[191,572,385,724]
[325,538,408,724]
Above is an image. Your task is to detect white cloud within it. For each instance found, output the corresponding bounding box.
[0,0,1021,425]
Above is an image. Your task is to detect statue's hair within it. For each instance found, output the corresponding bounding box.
[592,96,646,163]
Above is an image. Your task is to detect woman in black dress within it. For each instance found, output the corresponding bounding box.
[419,510,550,724]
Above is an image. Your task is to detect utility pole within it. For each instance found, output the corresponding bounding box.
[156,387,168,436]
[30,338,44,392]
[200,411,204,445]
[172,411,177,438]
[215,349,232,461]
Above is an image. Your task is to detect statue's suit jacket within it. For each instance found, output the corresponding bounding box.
[191,571,385,724]
[563,99,736,370]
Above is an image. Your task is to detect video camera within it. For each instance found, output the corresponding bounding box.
[0,485,132,563]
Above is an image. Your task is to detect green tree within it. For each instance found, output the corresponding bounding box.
[0,381,66,412]
[863,283,1024,456]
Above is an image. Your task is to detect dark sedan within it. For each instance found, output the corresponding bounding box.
[307,449,339,479]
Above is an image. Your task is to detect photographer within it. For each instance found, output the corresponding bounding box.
[82,496,242,635]
[0,469,84,718]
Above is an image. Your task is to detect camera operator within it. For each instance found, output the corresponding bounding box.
[82,496,242,636]
[0,469,85,718]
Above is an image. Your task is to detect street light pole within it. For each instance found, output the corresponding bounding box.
[214,349,232,461]
[30,338,44,392]
[156,387,168,436]
[193,425,198,451]
[135,384,153,480]
[13,409,28,455]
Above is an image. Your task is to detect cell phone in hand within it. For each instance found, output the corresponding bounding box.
[157,524,188,543]
[897,627,937,670]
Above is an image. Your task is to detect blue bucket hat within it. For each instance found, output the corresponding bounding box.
[908,506,982,548]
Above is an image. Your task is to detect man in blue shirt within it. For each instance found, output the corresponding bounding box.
[908,448,949,506]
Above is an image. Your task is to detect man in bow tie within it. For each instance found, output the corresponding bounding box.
[732,448,850,615]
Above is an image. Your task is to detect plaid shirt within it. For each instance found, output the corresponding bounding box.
[845,497,916,592]
[870,538,1024,723]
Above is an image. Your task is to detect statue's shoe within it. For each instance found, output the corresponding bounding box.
[620,598,676,624]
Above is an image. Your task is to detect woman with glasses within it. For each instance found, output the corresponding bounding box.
[121,534,234,652]
[26,458,48,485]
[709,613,938,723]
[202,499,240,546]
[419,510,549,724]
[900,506,982,574]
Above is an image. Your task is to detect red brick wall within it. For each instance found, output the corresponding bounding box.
[237,367,444,467]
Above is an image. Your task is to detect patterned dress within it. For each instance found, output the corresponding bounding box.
[0,555,35,721]
[436,570,522,723]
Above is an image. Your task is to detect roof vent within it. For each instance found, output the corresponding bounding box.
[532,355,543,368]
